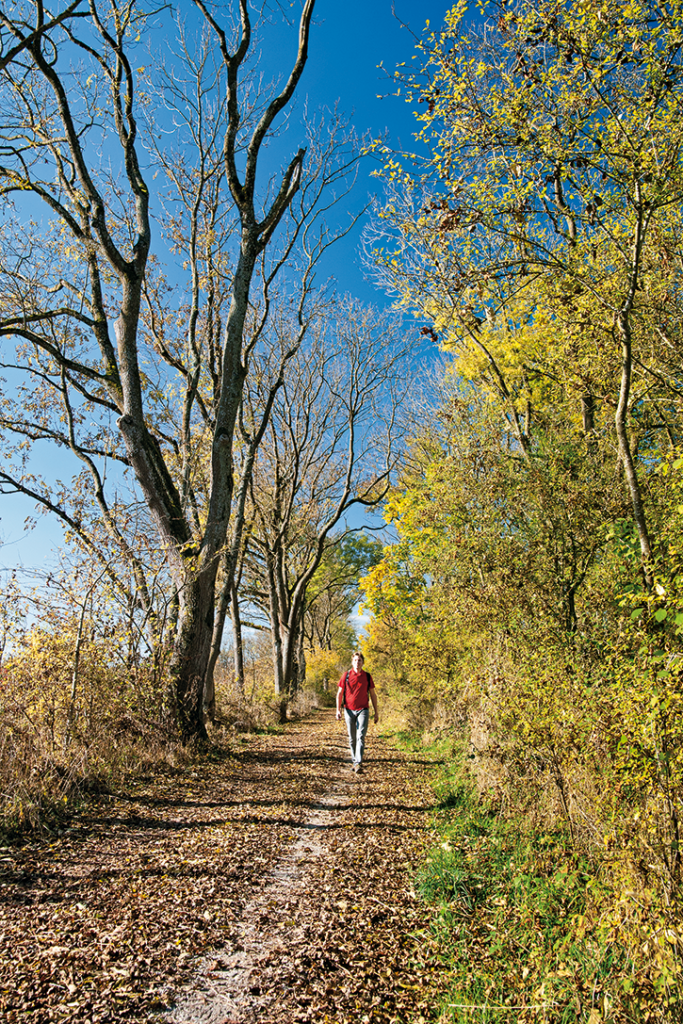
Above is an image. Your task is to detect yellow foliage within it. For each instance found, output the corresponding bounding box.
[305,647,344,691]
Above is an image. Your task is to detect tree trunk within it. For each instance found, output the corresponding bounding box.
[64,595,89,752]
[268,551,285,696]
[615,311,654,587]
[272,634,285,696]
[562,583,578,634]
[204,563,230,720]
[230,580,245,698]
[205,444,260,716]
[272,610,307,721]
[169,567,218,743]
[271,619,300,721]
[281,624,299,695]
[581,392,595,435]
[296,627,306,689]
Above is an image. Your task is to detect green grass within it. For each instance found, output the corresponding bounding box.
[382,727,453,761]
[412,751,677,1023]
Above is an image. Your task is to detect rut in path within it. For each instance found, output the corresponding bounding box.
[0,709,444,1024]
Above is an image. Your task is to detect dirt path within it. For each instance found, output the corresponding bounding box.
[0,710,443,1024]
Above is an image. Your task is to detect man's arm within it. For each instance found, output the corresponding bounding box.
[336,682,344,720]
[369,684,379,725]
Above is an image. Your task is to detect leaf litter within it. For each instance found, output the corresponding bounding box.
[0,710,444,1023]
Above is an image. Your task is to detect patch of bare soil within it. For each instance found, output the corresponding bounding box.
[0,710,444,1024]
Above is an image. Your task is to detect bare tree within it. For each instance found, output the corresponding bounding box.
[238,301,410,719]
[0,0,360,740]
[0,0,85,70]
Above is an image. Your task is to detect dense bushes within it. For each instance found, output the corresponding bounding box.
[361,397,683,1017]
[0,615,176,833]
[360,6,683,1011]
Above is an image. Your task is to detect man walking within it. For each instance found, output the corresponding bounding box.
[336,652,379,773]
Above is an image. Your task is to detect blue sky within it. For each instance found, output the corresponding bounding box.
[299,0,455,299]
[0,0,456,569]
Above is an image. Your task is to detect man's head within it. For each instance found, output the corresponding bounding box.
[352,651,364,672]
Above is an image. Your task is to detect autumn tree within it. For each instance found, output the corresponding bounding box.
[372,0,683,584]
[356,5,683,1002]
[0,0,360,740]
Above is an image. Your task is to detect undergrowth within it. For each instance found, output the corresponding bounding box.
[0,664,323,839]
[0,713,187,841]
[415,747,683,1024]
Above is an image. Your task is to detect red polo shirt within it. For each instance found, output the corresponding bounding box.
[338,669,374,711]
